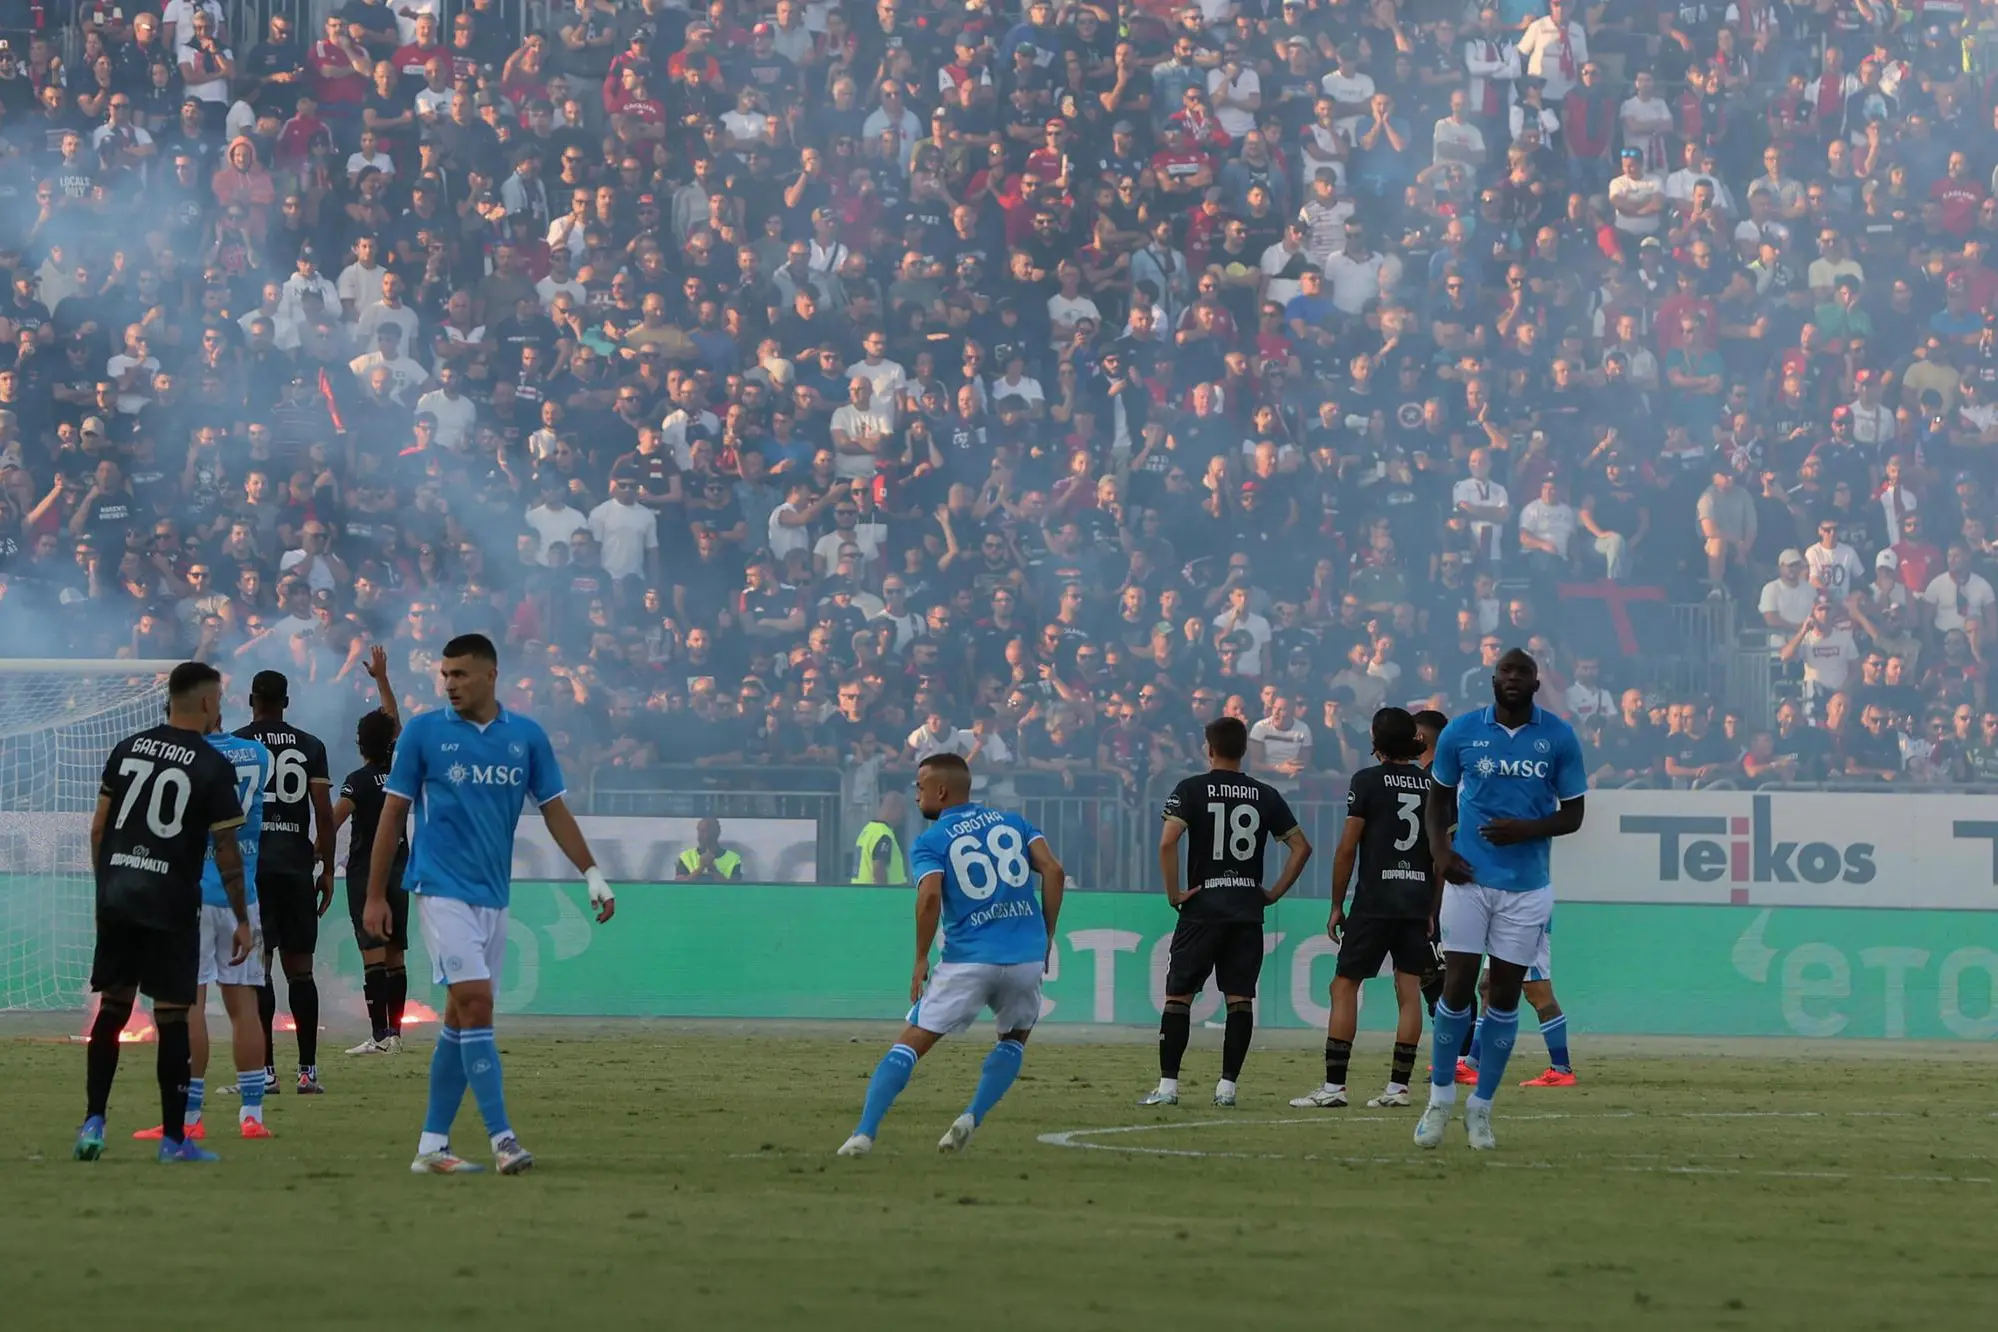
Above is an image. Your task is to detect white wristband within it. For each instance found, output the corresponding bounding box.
[584,867,614,907]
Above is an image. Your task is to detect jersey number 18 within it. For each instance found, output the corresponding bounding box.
[1208,802,1259,861]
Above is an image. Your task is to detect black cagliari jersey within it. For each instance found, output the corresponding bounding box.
[1345,761,1435,920]
[339,761,407,877]
[234,719,329,877]
[1162,769,1299,922]
[96,724,245,929]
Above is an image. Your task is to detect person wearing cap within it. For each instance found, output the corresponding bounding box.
[1758,547,1816,646]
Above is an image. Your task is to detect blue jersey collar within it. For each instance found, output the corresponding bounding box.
[446,703,510,732]
[1483,704,1544,732]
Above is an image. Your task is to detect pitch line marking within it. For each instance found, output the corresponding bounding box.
[1036,1112,1991,1185]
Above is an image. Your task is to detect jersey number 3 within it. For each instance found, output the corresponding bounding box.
[1392,792,1421,851]
[949,825,1030,901]
[1208,802,1260,861]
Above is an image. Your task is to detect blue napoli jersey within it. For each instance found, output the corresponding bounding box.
[909,804,1048,965]
[384,706,566,909]
[1431,706,1585,893]
[202,732,270,909]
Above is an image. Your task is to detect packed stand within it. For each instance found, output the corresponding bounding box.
[5,0,1998,795]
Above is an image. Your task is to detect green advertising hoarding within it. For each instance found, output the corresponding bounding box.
[6,877,1994,1039]
[349,884,1998,1041]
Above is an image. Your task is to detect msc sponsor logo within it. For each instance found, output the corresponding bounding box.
[1472,756,1550,779]
[445,764,526,787]
[1621,794,1877,885]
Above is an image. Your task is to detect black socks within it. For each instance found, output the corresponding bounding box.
[257,979,276,1071]
[385,965,407,1035]
[287,973,319,1068]
[155,1012,191,1147]
[1220,1002,1253,1082]
[1391,1041,1419,1088]
[1159,1001,1191,1079]
[1324,1037,1353,1087]
[85,1002,129,1120]
[363,963,388,1042]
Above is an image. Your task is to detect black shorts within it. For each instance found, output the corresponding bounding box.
[346,870,409,952]
[257,870,319,957]
[1164,918,1266,999]
[1335,915,1436,981]
[90,916,199,1007]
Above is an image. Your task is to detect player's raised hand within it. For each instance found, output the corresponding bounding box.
[229,920,255,967]
[366,643,390,682]
[909,956,929,1005]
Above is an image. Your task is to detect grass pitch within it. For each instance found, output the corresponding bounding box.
[0,1020,1990,1331]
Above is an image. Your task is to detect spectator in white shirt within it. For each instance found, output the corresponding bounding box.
[347,324,428,402]
[525,475,589,565]
[1758,548,1817,647]
[1452,447,1512,564]
[1564,657,1616,722]
[1248,695,1312,779]
[1517,476,1576,578]
[1922,544,1998,640]
[1804,516,1866,602]
[413,364,478,452]
[1212,585,1273,676]
[905,713,976,764]
[589,470,663,586]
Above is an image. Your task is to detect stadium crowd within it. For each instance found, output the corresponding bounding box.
[4,0,1998,795]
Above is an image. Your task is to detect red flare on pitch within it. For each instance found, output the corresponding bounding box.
[401,1001,440,1025]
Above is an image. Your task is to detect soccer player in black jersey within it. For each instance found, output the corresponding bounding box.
[76,661,251,1163]
[1292,707,1437,1110]
[333,647,409,1055]
[1413,709,1452,1017]
[234,670,336,1094]
[1142,716,1312,1108]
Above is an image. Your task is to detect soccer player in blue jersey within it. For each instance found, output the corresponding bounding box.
[134,721,275,1143]
[838,752,1066,1157]
[1416,649,1585,1151]
[362,634,616,1175]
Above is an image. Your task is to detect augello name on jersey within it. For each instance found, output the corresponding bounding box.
[128,736,198,765]
[1380,773,1430,791]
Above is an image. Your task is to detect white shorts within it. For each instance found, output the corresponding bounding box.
[1479,916,1553,982]
[197,903,266,988]
[418,896,509,988]
[1439,883,1552,970]
[910,960,1043,1036]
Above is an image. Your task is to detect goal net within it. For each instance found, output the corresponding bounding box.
[0,660,176,1011]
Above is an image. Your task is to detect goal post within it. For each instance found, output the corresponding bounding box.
[0,659,177,1011]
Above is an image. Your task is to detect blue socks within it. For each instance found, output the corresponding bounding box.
[855,1043,918,1139]
[184,1076,205,1126]
[1430,1001,1473,1092]
[458,1027,511,1144]
[1541,1014,1570,1072]
[238,1066,265,1120]
[967,1040,1026,1125]
[422,1026,468,1138]
[1463,1016,1484,1071]
[1472,1006,1520,1103]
